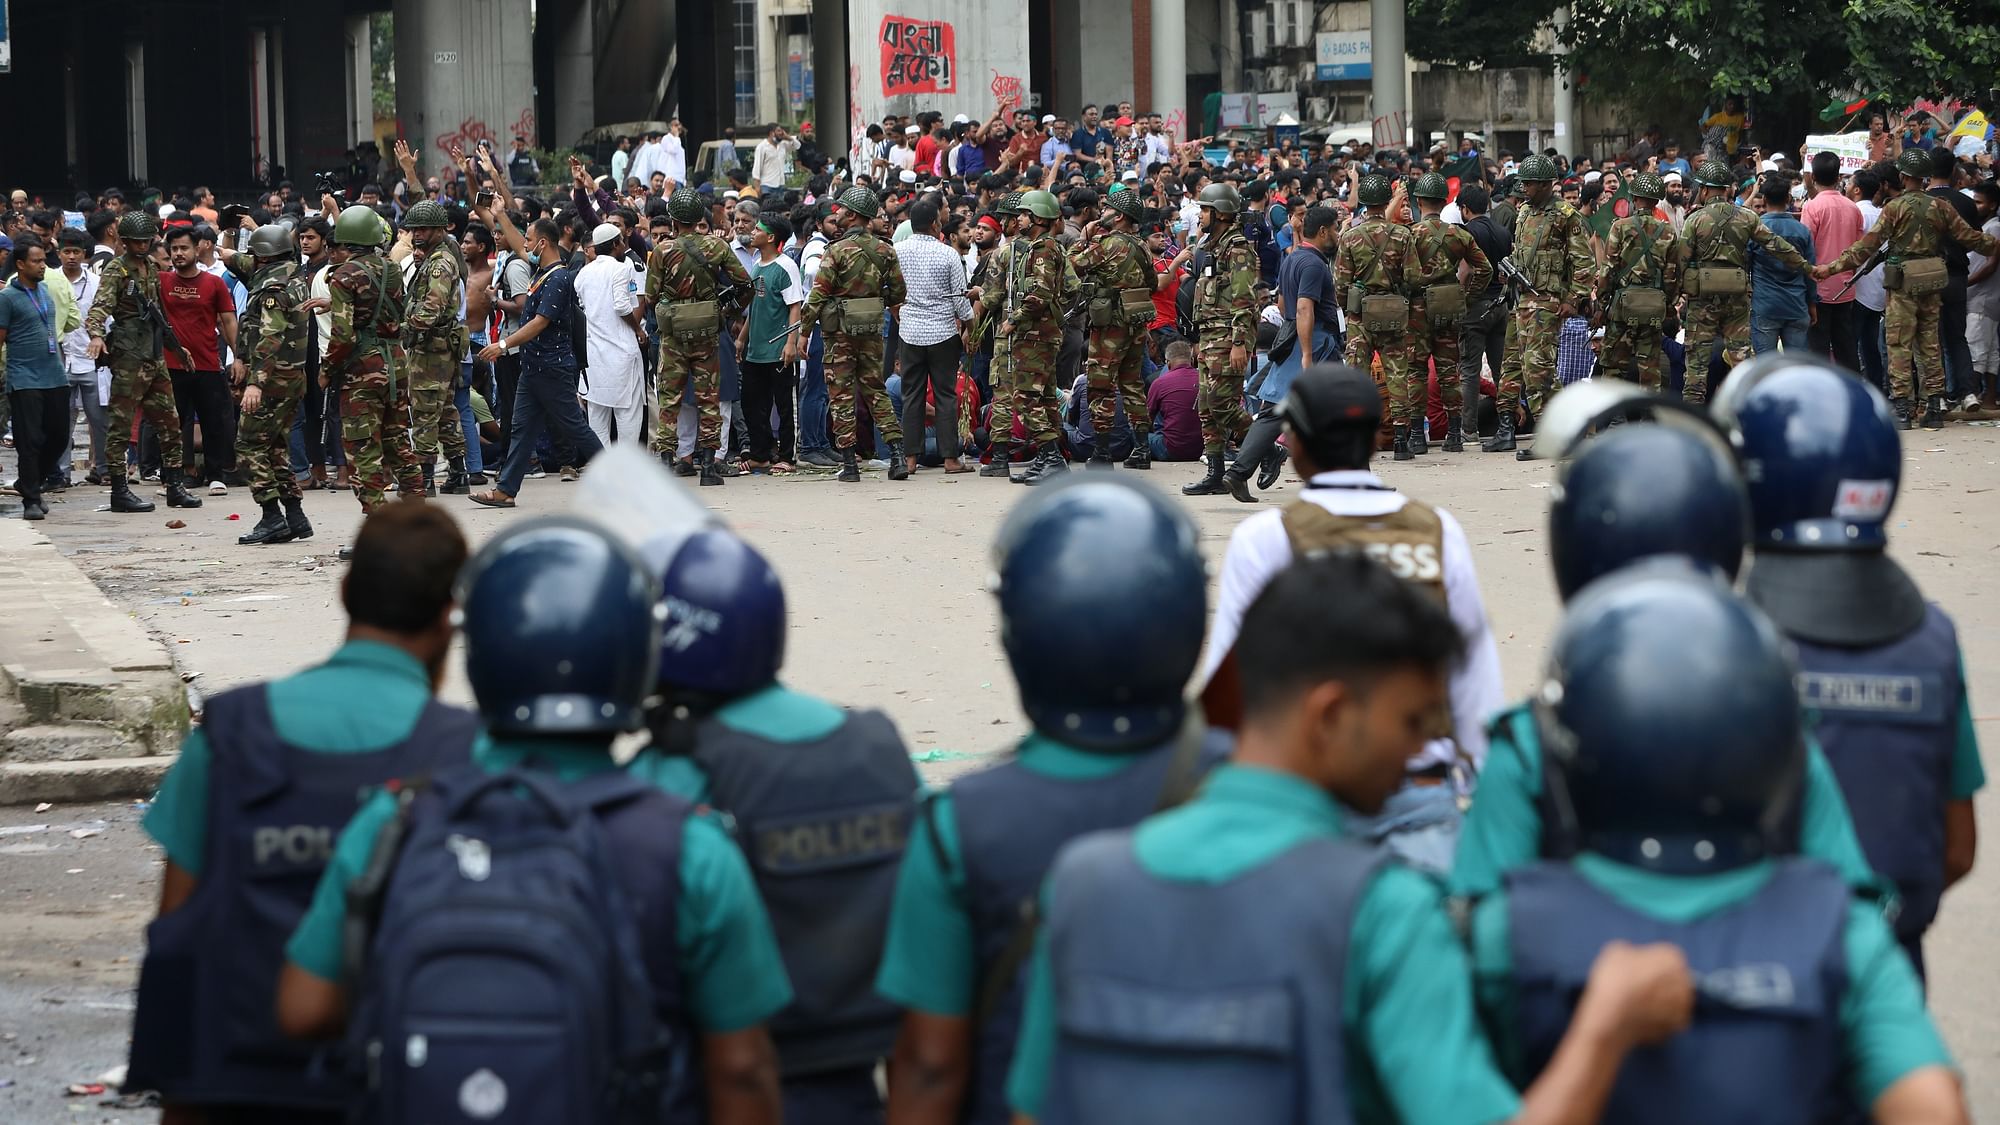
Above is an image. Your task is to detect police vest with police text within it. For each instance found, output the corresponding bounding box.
[692,709,919,1076]
[126,684,478,1109]
[1039,831,1380,1125]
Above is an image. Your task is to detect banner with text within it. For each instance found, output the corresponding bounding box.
[1315,31,1369,81]
[1804,133,1871,174]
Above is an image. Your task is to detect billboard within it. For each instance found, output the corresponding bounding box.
[1316,31,1369,81]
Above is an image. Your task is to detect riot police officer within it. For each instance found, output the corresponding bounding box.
[876,475,1223,1125]
[1719,355,1984,980]
[1478,568,1965,1123]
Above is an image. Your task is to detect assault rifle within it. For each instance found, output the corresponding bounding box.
[1829,242,1891,304]
[140,294,196,370]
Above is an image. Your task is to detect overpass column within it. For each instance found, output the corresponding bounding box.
[1151,0,1185,139]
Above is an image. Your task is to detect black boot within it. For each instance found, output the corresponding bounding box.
[1443,417,1465,453]
[1224,463,1256,503]
[422,461,439,498]
[442,457,470,495]
[1393,427,1413,461]
[698,449,726,486]
[1087,445,1115,470]
[1407,420,1429,456]
[1257,444,1288,489]
[1012,444,1048,484]
[283,496,314,541]
[980,445,1017,477]
[886,440,910,481]
[1891,396,1915,430]
[1123,439,1152,470]
[109,477,155,513]
[1022,446,1070,485]
[165,473,203,508]
[1921,393,1948,431]
[1482,417,1517,453]
[239,500,296,546]
[838,447,861,483]
[1181,453,1227,496]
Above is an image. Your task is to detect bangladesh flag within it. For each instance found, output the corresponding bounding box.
[1439,155,1483,201]
[1586,183,1637,241]
[1821,94,1887,122]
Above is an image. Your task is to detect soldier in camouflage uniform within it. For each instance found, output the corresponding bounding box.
[83,211,201,512]
[800,186,908,483]
[969,189,1073,485]
[1181,182,1261,496]
[1678,158,1811,404]
[1483,154,1595,458]
[647,186,751,485]
[325,205,422,512]
[230,224,316,546]
[1408,172,1492,453]
[1817,148,2000,429]
[1070,188,1160,469]
[399,200,471,494]
[1332,175,1418,460]
[974,192,1027,478]
[1595,173,1684,391]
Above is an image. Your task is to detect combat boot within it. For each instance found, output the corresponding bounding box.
[421,461,439,498]
[1123,440,1152,470]
[886,440,910,481]
[165,474,204,508]
[980,445,1017,477]
[1407,420,1429,455]
[1086,445,1115,470]
[1223,463,1256,504]
[1921,393,1948,431]
[838,447,861,483]
[442,457,470,494]
[698,449,726,487]
[1443,417,1466,453]
[1393,428,1414,461]
[109,477,155,513]
[1181,453,1227,496]
[1011,444,1047,484]
[238,500,296,546]
[282,496,314,541]
[1481,417,1517,453]
[1891,396,1915,430]
[1022,447,1070,485]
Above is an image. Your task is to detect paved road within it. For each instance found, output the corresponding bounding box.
[4,425,1998,1120]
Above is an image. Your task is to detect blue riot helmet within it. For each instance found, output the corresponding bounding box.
[456,515,665,735]
[1535,381,1749,602]
[1716,354,1924,646]
[992,475,1207,751]
[652,528,787,699]
[1537,565,1805,874]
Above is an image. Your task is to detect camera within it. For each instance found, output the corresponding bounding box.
[313,172,344,198]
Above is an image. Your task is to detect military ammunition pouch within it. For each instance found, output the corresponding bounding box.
[1086,291,1120,328]
[1885,257,1947,296]
[1685,264,1747,299]
[108,318,151,351]
[1609,286,1668,326]
[832,296,886,337]
[664,299,721,338]
[1119,287,1155,322]
[1351,292,1410,334]
[1421,282,1465,323]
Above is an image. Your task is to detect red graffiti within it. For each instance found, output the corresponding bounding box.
[1162,107,1188,143]
[434,109,539,163]
[880,16,956,96]
[511,108,538,148]
[990,70,1023,112]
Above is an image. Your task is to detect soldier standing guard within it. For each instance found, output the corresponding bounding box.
[1677,159,1810,404]
[1181,183,1260,496]
[1484,154,1594,458]
[648,187,751,485]
[231,224,316,546]
[1408,172,1492,453]
[84,210,201,512]
[1595,173,1684,391]
[799,186,908,484]
[325,205,422,514]
[399,200,471,495]
[993,189,1073,486]
[974,192,1028,478]
[1333,175,1416,459]
[1069,188,1159,469]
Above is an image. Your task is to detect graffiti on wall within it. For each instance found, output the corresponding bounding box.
[433,108,539,163]
[989,69,1022,112]
[880,16,956,96]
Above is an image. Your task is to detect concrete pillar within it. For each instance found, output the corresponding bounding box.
[552,0,595,144]
[394,0,536,179]
[347,14,373,150]
[1151,0,1186,137]
[756,0,782,124]
[812,0,850,160]
[1551,5,1576,157]
[1368,0,1404,147]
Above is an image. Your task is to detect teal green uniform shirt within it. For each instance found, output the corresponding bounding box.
[644,682,852,804]
[284,736,793,1034]
[1449,702,1883,900]
[1006,765,1524,1124]
[1471,853,1952,1107]
[144,640,438,877]
[873,734,1141,1017]
[1949,652,1986,799]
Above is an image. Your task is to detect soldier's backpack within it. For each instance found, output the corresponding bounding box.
[343,767,697,1125]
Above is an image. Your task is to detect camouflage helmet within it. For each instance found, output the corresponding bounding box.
[247,223,295,260]
[116,211,159,241]
[1627,172,1667,201]
[1104,188,1145,222]
[1019,189,1060,221]
[1516,155,1560,182]
[1196,182,1243,215]
[839,186,881,219]
[402,199,451,229]
[667,187,706,224]
[995,191,1025,216]
[1412,172,1452,201]
[333,205,384,248]
[1895,148,1931,178]
[1357,174,1393,207]
[1693,159,1735,189]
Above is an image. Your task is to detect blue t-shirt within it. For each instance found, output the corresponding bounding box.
[521,260,577,373]
[0,278,67,390]
[1751,211,1817,325]
[1071,126,1111,158]
[1276,244,1339,330]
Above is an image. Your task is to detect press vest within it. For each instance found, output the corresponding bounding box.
[126,684,478,1109]
[1508,859,1850,1125]
[1281,494,1446,603]
[692,709,919,1075]
[1794,604,1962,945]
[948,734,1227,1125]
[1039,832,1381,1125]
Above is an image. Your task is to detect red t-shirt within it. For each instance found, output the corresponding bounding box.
[1150,256,1183,331]
[914,134,940,175]
[161,268,233,371]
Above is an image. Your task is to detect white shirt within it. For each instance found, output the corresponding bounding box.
[662,134,687,184]
[61,266,101,375]
[889,144,916,173]
[801,232,830,284]
[572,253,644,408]
[311,264,334,359]
[1141,132,1173,173]
[610,148,631,190]
[752,137,799,189]
[1203,469,1505,774]
[1855,201,1887,313]
[630,141,662,188]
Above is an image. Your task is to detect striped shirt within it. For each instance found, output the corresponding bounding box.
[894,233,973,346]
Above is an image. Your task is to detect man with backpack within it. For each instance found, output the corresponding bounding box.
[276,504,791,1124]
[876,475,1226,1125]
[128,504,481,1122]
